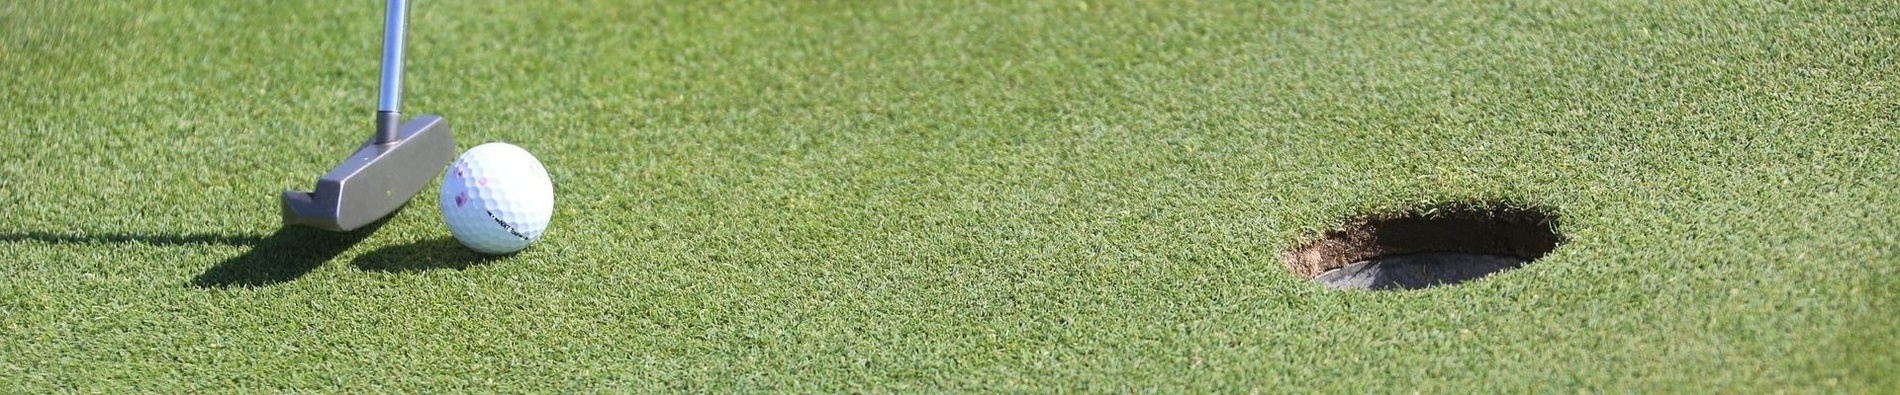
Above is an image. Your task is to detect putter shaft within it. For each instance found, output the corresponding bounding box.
[376,0,408,144]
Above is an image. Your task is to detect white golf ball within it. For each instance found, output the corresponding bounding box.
[438,142,554,255]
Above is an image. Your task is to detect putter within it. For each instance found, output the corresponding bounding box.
[282,0,454,232]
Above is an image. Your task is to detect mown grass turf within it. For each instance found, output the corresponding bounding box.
[3,0,1896,392]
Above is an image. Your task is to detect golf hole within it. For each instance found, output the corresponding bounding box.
[1281,202,1564,291]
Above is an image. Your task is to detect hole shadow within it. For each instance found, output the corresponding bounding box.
[1282,201,1566,291]
[190,219,388,288]
[1364,205,1562,263]
[351,237,502,273]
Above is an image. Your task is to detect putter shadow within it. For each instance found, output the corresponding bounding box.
[0,227,375,288]
[0,232,263,246]
[191,219,388,288]
[351,237,502,273]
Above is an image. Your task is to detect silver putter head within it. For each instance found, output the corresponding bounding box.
[281,115,454,231]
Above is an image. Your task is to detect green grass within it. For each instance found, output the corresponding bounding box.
[4,0,1897,392]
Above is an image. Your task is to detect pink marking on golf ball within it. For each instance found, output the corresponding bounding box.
[455,192,468,207]
[478,177,489,187]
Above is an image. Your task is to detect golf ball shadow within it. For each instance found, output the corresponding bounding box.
[352,237,508,273]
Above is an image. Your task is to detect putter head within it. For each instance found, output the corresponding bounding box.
[282,115,454,231]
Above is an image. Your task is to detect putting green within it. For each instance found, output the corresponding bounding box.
[3,1,1896,392]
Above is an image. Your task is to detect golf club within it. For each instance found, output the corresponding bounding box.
[281,0,454,232]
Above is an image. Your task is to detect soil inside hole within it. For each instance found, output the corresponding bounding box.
[1282,203,1563,291]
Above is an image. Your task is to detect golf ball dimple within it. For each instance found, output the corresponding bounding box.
[438,142,554,255]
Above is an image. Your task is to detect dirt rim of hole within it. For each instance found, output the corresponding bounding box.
[1280,202,1566,290]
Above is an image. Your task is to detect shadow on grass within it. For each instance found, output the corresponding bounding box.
[2,216,400,288]
[0,232,264,246]
[351,237,502,273]
[190,220,388,288]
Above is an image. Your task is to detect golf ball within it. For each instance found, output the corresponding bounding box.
[438,142,554,255]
